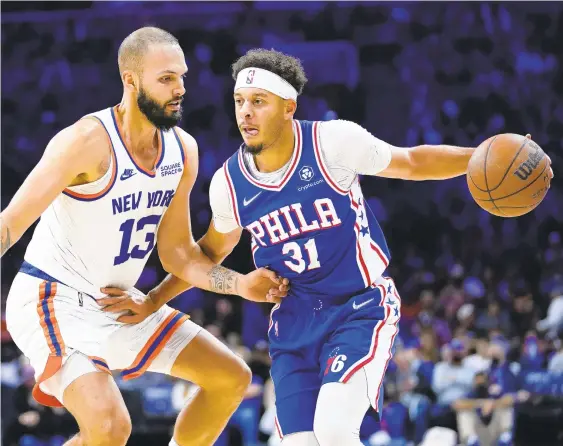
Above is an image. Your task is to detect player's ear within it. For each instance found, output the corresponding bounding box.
[284,99,297,120]
[122,70,139,93]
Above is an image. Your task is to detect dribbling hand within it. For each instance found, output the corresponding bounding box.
[98,287,158,324]
[526,133,554,184]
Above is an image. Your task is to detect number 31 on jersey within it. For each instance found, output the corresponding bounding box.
[282,238,320,273]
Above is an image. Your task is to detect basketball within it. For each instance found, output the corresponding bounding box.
[467,133,550,217]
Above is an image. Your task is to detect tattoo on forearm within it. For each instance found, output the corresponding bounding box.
[208,265,238,295]
[1,224,11,257]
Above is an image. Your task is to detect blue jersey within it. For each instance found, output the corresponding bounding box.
[224,120,391,304]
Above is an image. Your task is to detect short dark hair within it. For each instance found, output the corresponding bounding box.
[118,27,180,75]
[231,48,308,96]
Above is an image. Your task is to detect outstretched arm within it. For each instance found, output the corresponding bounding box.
[319,120,474,183]
[377,144,474,181]
[378,134,541,180]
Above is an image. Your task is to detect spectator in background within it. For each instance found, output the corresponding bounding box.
[453,372,510,446]
[453,340,529,446]
[464,336,492,374]
[411,290,452,347]
[457,303,476,333]
[2,365,76,446]
[519,331,546,373]
[510,285,540,339]
[210,298,240,337]
[418,426,458,446]
[475,301,511,335]
[542,232,563,278]
[397,334,435,444]
[1,330,22,392]
[439,264,467,321]
[433,339,477,406]
[536,286,563,340]
[417,328,440,377]
[547,334,563,372]
[432,339,476,428]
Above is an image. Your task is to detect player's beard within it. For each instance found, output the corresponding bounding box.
[137,86,182,130]
[243,119,286,155]
[243,143,264,155]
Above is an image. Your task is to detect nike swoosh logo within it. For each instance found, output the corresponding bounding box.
[352,298,374,310]
[120,172,137,180]
[243,192,262,206]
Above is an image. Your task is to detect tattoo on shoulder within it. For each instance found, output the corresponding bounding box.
[1,224,12,257]
[207,265,238,295]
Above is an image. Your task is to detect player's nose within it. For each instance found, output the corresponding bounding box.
[174,83,185,97]
[238,101,253,118]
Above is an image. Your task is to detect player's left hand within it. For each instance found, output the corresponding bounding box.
[98,287,158,324]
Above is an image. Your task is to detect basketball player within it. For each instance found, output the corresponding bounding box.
[94,49,552,445]
[0,30,289,446]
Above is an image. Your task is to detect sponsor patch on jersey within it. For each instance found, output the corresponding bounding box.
[297,178,324,192]
[160,162,183,177]
[299,165,315,182]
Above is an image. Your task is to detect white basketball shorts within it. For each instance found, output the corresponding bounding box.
[6,269,201,407]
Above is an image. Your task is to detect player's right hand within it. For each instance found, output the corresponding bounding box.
[98,287,158,324]
[527,134,554,184]
[238,268,290,304]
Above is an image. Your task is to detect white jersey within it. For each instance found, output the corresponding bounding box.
[24,107,186,298]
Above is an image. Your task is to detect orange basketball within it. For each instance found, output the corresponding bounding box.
[467,134,550,217]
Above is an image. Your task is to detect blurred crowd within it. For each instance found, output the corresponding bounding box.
[1,2,563,446]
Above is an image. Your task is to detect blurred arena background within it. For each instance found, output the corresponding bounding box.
[1,1,563,445]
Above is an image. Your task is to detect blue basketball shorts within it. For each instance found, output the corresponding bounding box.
[268,275,401,438]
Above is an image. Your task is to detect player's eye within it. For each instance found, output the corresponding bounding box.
[254,99,263,105]
[161,77,171,83]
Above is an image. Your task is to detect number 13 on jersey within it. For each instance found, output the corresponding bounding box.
[114,215,161,265]
[282,238,320,273]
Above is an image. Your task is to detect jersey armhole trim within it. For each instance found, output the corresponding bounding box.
[62,116,118,202]
[223,161,242,227]
[312,121,349,195]
[172,128,188,168]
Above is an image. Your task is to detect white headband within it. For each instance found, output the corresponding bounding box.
[234,67,298,100]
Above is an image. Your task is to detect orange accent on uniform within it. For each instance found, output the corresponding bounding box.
[121,311,189,380]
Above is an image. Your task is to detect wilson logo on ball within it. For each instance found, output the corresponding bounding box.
[513,142,544,181]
